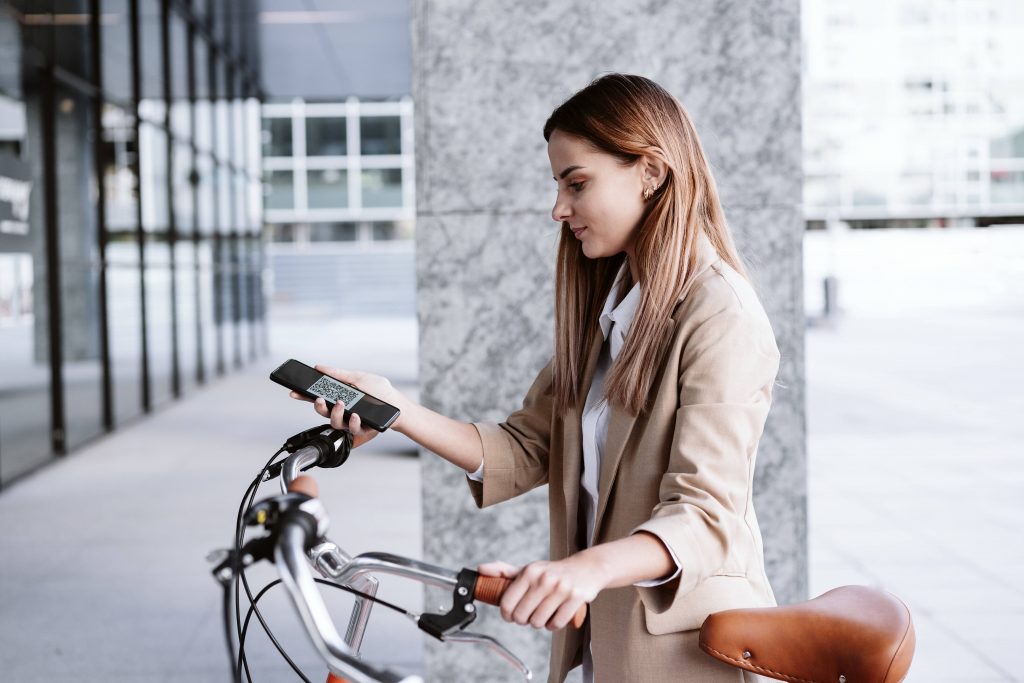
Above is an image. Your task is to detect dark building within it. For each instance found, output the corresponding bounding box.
[0,1,264,489]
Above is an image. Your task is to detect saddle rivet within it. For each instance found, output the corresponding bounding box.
[839,676,846,683]
[742,651,751,659]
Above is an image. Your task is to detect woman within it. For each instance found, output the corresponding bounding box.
[293,74,778,682]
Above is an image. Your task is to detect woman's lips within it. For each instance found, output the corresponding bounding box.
[571,226,587,238]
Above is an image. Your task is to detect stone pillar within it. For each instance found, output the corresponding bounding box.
[413,2,805,680]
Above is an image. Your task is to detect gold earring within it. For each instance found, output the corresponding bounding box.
[643,186,654,200]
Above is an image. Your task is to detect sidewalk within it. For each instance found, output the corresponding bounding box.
[0,316,424,682]
[807,315,1024,681]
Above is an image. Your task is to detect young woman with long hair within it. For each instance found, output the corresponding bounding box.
[291,73,778,682]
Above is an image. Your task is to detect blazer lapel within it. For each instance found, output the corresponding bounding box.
[592,232,722,541]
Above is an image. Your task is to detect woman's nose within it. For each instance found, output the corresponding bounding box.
[551,193,571,223]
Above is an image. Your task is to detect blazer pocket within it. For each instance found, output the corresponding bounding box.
[643,574,769,636]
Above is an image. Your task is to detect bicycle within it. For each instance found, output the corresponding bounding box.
[209,423,585,683]
[209,423,915,682]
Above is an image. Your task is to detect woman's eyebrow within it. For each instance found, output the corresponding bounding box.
[554,165,585,180]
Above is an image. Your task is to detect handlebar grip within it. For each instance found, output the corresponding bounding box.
[473,576,587,629]
[288,474,320,499]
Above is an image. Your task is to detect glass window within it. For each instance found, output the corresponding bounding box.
[217,164,232,231]
[55,87,103,449]
[308,169,348,209]
[247,178,262,233]
[215,238,236,367]
[139,122,169,233]
[0,131,52,483]
[52,0,94,83]
[215,64,231,162]
[106,260,144,425]
[196,153,215,234]
[262,117,292,158]
[100,99,144,418]
[310,222,357,242]
[145,265,174,406]
[264,169,295,210]
[361,168,402,208]
[101,0,133,104]
[101,104,139,264]
[172,141,194,237]
[137,0,165,121]
[174,247,198,392]
[306,117,347,156]
[169,15,190,140]
[56,91,99,265]
[233,171,247,232]
[245,99,262,177]
[371,221,413,241]
[194,39,213,153]
[359,116,401,155]
[232,85,246,170]
[197,255,218,378]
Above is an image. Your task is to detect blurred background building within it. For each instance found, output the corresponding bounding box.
[803,0,1024,229]
[0,1,264,488]
[259,0,415,316]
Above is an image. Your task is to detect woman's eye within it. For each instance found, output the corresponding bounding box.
[569,181,585,192]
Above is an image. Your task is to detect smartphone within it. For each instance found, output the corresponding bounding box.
[270,359,401,432]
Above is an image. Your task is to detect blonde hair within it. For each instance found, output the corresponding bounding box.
[544,74,749,415]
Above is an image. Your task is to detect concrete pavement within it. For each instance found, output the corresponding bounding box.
[0,315,425,682]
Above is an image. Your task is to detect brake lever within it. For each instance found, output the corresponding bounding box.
[443,631,533,680]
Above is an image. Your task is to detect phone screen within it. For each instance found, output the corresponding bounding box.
[306,375,365,409]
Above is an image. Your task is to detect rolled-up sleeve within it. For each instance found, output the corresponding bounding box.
[631,307,780,613]
[467,359,555,508]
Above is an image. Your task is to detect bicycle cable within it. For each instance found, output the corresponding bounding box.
[238,577,415,678]
[232,446,313,683]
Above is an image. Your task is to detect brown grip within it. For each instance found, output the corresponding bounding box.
[473,576,588,629]
[287,474,320,499]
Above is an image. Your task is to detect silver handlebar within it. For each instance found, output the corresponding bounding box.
[275,523,422,683]
[272,437,531,681]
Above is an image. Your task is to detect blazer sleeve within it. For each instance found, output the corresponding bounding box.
[631,306,780,612]
[467,359,555,508]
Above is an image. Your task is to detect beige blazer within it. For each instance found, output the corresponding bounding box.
[467,234,780,682]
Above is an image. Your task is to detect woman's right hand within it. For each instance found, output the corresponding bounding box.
[288,365,406,449]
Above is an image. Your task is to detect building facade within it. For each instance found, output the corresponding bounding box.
[261,96,415,245]
[0,1,264,488]
[255,1,416,317]
[803,0,1024,227]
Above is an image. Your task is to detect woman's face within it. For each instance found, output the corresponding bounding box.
[548,128,649,260]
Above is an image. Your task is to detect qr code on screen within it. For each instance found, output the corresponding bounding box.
[309,376,364,407]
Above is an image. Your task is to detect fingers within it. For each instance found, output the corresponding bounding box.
[547,595,587,631]
[289,390,313,403]
[314,397,331,418]
[499,573,532,623]
[494,561,584,630]
[476,561,520,578]
[329,400,348,430]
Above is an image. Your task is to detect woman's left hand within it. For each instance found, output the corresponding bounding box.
[478,552,608,631]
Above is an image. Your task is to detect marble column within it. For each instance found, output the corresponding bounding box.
[413,1,805,680]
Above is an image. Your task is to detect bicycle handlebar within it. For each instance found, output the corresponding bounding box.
[275,477,422,683]
[285,474,587,630]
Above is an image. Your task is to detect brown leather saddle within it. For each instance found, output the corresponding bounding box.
[699,585,916,682]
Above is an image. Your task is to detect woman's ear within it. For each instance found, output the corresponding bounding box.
[641,149,669,190]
